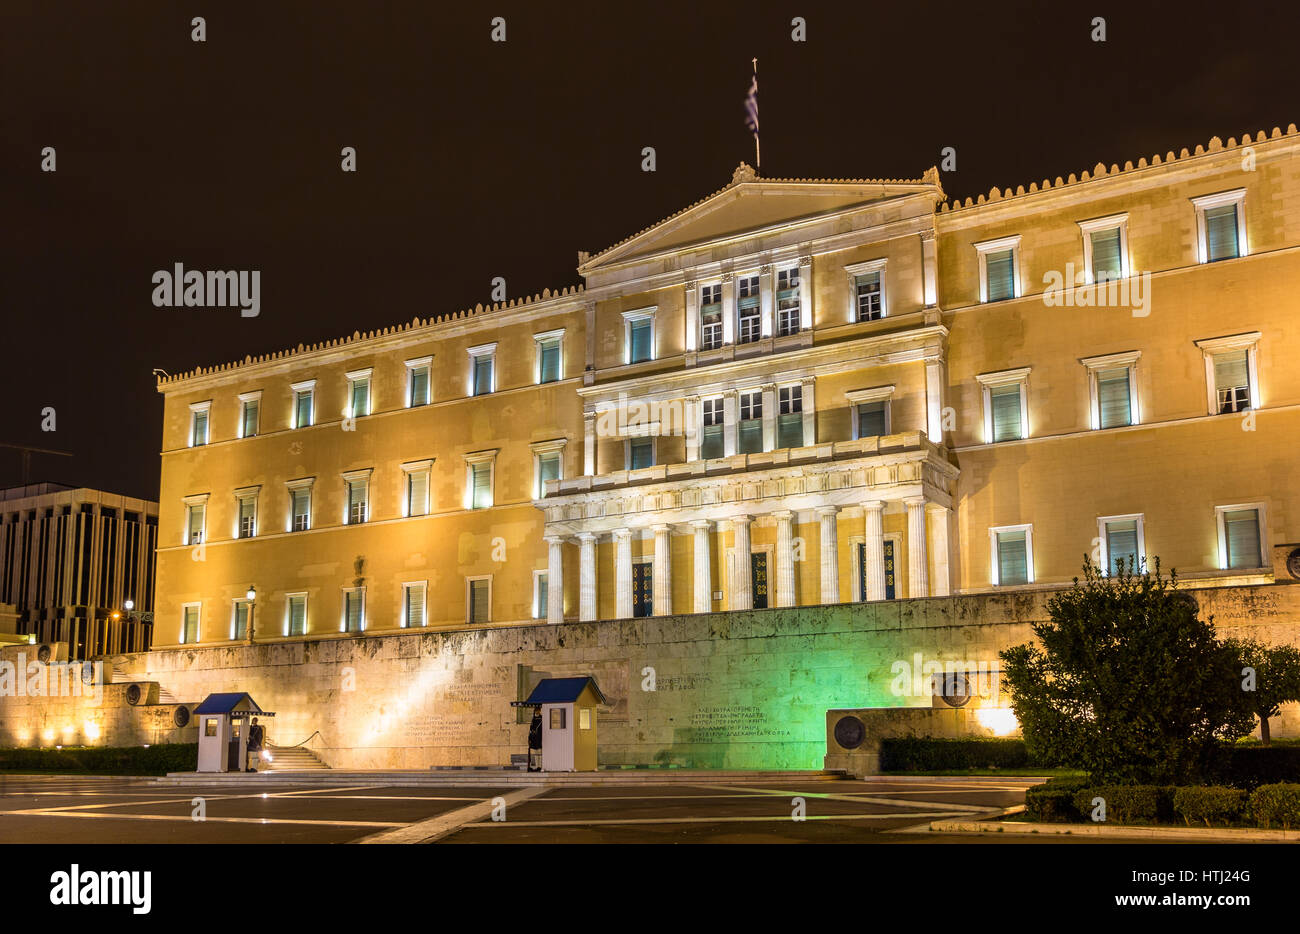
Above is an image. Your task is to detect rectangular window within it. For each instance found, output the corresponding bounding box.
[473,354,494,396]
[700,283,723,350]
[468,578,491,624]
[984,249,1015,301]
[186,503,205,545]
[190,408,209,446]
[538,338,562,383]
[856,401,889,439]
[1205,203,1241,261]
[403,582,427,628]
[348,374,371,418]
[286,594,307,636]
[290,486,311,531]
[701,398,725,459]
[990,383,1023,442]
[1224,508,1263,570]
[1097,366,1133,428]
[240,398,259,438]
[738,391,763,454]
[232,600,250,640]
[1089,227,1123,281]
[855,271,883,321]
[343,588,365,632]
[629,437,654,470]
[181,604,200,644]
[237,495,256,539]
[534,571,548,620]
[1213,350,1251,413]
[406,468,430,517]
[1103,518,1141,575]
[537,452,560,497]
[550,708,566,730]
[293,387,314,428]
[737,275,760,343]
[629,318,653,363]
[408,361,431,407]
[776,267,801,336]
[346,477,368,525]
[995,529,1029,586]
[470,462,492,509]
[778,386,803,449]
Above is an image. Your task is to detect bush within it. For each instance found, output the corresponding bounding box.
[1173,786,1247,827]
[1071,785,1176,824]
[1218,745,1300,789]
[1247,783,1300,829]
[1024,778,1088,822]
[0,744,197,775]
[879,737,1039,771]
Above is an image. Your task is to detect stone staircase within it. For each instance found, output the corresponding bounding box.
[263,744,330,771]
[110,663,177,703]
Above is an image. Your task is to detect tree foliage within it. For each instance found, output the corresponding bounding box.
[1223,637,1300,745]
[1000,558,1254,784]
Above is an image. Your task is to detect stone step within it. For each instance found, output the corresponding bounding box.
[159,768,848,786]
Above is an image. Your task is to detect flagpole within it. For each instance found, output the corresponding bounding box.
[752,58,760,174]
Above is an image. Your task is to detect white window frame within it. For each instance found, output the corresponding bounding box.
[233,486,260,539]
[466,574,492,624]
[400,459,433,517]
[622,307,657,364]
[341,468,373,525]
[734,271,762,344]
[340,585,366,633]
[345,367,373,418]
[237,390,262,439]
[774,265,803,335]
[1191,188,1248,264]
[402,580,428,628]
[1194,332,1261,415]
[1097,513,1146,576]
[529,439,566,499]
[405,355,433,407]
[1077,213,1130,283]
[974,368,1031,443]
[1215,502,1269,571]
[697,282,724,350]
[284,592,308,637]
[974,234,1022,303]
[533,328,566,384]
[843,258,888,322]
[286,477,314,532]
[1080,350,1141,430]
[989,523,1035,587]
[464,449,498,510]
[188,400,212,447]
[290,379,317,428]
[625,434,657,471]
[467,342,497,396]
[180,602,201,644]
[182,493,209,545]
[845,386,895,440]
[531,569,548,620]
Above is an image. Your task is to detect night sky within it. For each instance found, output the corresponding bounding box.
[2,0,1293,500]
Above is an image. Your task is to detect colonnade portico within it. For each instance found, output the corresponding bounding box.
[536,434,959,622]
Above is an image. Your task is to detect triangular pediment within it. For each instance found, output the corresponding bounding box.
[580,164,941,273]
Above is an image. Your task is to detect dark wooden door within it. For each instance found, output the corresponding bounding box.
[633,562,653,617]
[750,553,768,609]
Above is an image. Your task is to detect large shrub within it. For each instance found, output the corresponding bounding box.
[0,744,197,775]
[1216,744,1300,789]
[1071,785,1176,824]
[1001,558,1254,785]
[879,737,1034,771]
[1024,778,1088,822]
[1247,783,1300,830]
[1173,786,1247,827]
[1221,638,1300,745]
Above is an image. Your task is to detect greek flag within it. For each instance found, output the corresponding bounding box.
[744,74,759,139]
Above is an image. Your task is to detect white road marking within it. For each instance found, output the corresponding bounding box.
[354,786,547,844]
[458,811,971,829]
[687,783,993,812]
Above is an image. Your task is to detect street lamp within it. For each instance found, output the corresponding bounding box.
[245,585,256,643]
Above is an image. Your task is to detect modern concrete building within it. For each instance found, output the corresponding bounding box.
[152,125,1300,651]
[0,483,158,658]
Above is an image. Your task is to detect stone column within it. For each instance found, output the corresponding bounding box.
[614,528,633,619]
[925,357,946,445]
[864,500,886,601]
[921,230,938,308]
[720,273,736,345]
[578,532,597,622]
[653,524,672,616]
[906,497,929,598]
[798,255,813,331]
[545,535,564,624]
[927,504,952,598]
[691,520,712,613]
[684,279,699,353]
[761,383,777,452]
[723,390,738,456]
[684,395,701,462]
[731,515,753,610]
[759,264,774,338]
[773,511,795,607]
[583,411,596,476]
[801,377,816,447]
[817,505,840,604]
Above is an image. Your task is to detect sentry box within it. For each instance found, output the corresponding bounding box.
[511,676,607,772]
[194,692,274,773]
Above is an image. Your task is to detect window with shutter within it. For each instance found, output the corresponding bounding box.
[629,437,654,470]
[291,488,310,531]
[537,453,560,497]
[1205,204,1240,261]
[294,390,313,428]
[232,601,249,640]
[996,530,1029,585]
[535,573,548,619]
[241,399,259,438]
[404,583,426,628]
[187,505,205,545]
[630,319,653,362]
[737,276,760,343]
[287,595,307,635]
[409,365,430,406]
[182,605,200,643]
[347,479,368,524]
[700,284,722,350]
[471,462,492,509]
[1224,509,1262,569]
[985,249,1015,301]
[473,355,494,395]
[1213,350,1251,413]
[539,339,561,383]
[1097,367,1132,428]
[701,399,724,459]
[344,589,364,632]
[856,401,888,439]
[349,377,370,417]
[237,496,256,538]
[469,578,490,623]
[778,386,803,449]
[1089,227,1123,281]
[776,268,801,335]
[738,392,763,454]
[990,384,1023,442]
[407,470,429,516]
[1104,519,1140,574]
[191,410,208,446]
